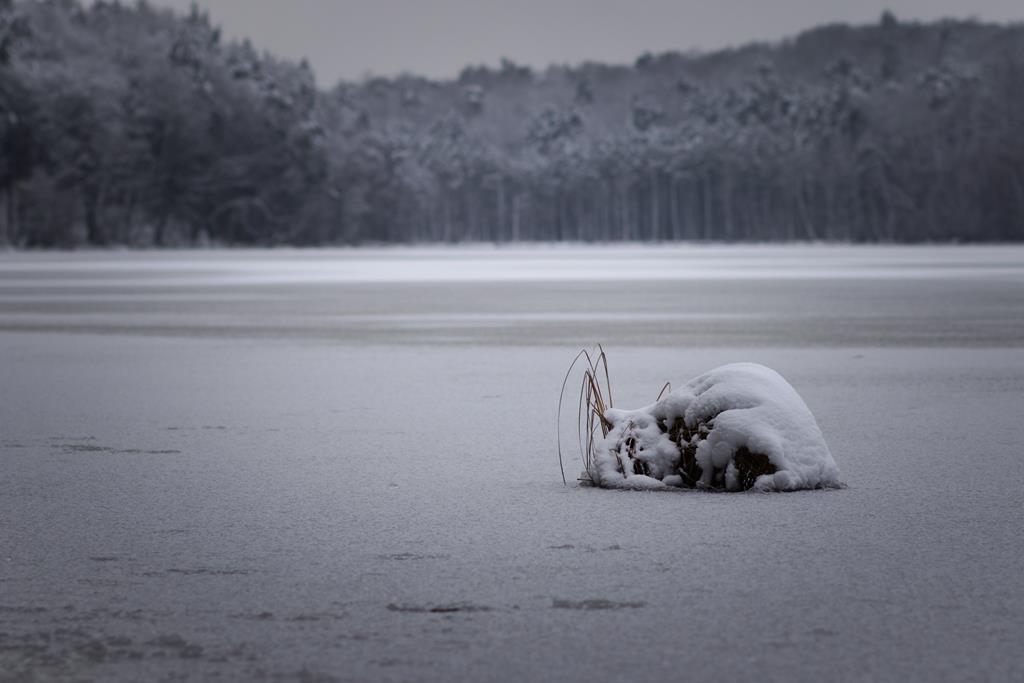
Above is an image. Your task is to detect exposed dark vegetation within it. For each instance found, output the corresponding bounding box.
[1,1,1023,246]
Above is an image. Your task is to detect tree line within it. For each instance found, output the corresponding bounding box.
[1,1,1023,246]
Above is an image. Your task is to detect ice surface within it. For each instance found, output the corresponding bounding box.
[592,363,841,491]
[2,244,1023,288]
[1,246,1023,683]
[2,245,1024,348]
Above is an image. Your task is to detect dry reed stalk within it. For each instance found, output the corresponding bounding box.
[557,345,614,485]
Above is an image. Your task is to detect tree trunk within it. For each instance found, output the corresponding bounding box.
[2,186,12,246]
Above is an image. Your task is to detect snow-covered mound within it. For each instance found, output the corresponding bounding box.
[587,363,841,492]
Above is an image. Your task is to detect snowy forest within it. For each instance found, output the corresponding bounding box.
[1,1,1024,247]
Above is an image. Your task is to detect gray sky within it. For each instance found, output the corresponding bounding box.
[152,0,1024,86]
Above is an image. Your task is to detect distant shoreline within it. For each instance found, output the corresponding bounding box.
[3,4,1022,247]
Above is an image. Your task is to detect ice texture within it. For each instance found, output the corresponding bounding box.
[590,363,842,491]
[3,248,1024,683]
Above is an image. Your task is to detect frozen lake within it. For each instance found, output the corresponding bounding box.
[2,245,1023,682]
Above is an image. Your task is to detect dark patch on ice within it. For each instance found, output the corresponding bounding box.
[377,552,449,561]
[0,629,211,671]
[548,544,575,550]
[115,448,183,455]
[287,612,346,622]
[166,567,251,576]
[59,443,115,453]
[145,634,204,659]
[292,668,341,682]
[338,633,373,642]
[72,635,142,663]
[603,544,622,551]
[154,528,191,536]
[48,440,181,456]
[230,611,275,621]
[552,599,646,610]
[386,603,492,614]
[76,578,121,587]
[88,556,121,562]
[109,448,183,455]
[15,631,142,665]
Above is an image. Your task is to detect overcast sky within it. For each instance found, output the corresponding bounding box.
[152,0,1024,86]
